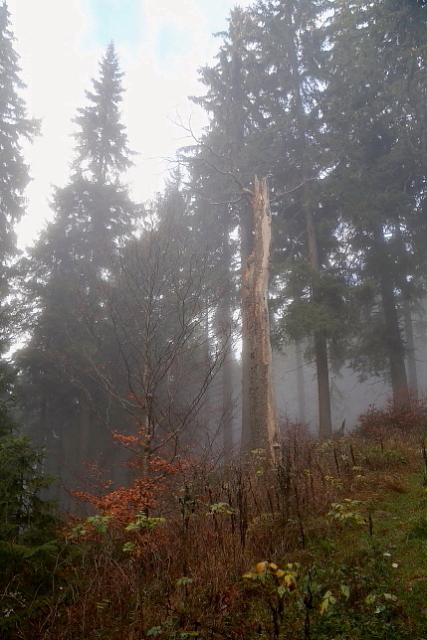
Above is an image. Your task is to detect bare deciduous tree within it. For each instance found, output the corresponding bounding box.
[68,213,234,474]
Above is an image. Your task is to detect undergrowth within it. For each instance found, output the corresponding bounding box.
[3,397,427,639]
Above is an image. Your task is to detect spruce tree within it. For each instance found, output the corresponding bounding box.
[249,0,338,438]
[187,1,345,441]
[322,0,427,403]
[0,1,52,534]
[0,386,55,544]
[18,43,137,508]
[72,41,135,185]
[0,9,57,620]
[185,8,258,452]
[0,1,39,268]
[0,0,39,349]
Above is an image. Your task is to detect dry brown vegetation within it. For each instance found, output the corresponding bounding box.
[4,397,427,639]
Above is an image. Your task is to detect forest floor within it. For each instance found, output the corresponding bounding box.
[296,468,427,639]
[4,402,427,639]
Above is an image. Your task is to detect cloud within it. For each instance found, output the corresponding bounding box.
[8,0,100,246]
[7,0,251,247]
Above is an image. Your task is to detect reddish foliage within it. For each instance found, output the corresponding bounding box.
[68,427,198,555]
[356,393,427,439]
[73,478,157,525]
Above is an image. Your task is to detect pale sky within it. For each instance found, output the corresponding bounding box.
[6,0,251,248]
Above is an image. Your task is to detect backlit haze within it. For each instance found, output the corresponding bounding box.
[8,0,251,249]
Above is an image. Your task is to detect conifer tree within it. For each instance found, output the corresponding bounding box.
[0,0,51,531]
[323,0,427,403]
[189,0,340,440]
[18,43,137,507]
[72,41,135,185]
[185,8,258,453]
[0,383,55,544]
[0,0,39,357]
[249,0,337,438]
[0,1,39,269]
[0,8,57,608]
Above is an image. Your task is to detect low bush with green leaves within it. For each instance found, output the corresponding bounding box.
[0,395,59,636]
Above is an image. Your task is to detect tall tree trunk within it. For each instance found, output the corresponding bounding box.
[374,225,409,404]
[140,360,150,479]
[404,298,418,399]
[222,347,235,459]
[295,341,306,424]
[314,334,332,439]
[79,398,90,469]
[305,206,332,439]
[394,222,418,399]
[225,17,249,451]
[380,272,409,404]
[241,177,278,458]
[284,3,332,440]
[240,199,252,451]
[217,231,235,460]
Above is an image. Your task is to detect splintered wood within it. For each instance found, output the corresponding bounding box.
[241,176,278,459]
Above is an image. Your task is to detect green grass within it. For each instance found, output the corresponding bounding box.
[9,428,427,639]
[368,473,427,638]
[238,468,427,639]
[296,471,427,639]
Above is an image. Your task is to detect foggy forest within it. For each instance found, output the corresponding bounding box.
[3,0,427,638]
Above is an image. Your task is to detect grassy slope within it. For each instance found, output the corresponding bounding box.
[302,469,427,639]
[6,421,427,639]
[239,439,427,640]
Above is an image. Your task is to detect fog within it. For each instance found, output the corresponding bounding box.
[0,0,426,510]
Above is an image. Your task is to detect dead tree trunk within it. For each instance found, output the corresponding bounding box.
[241,177,278,459]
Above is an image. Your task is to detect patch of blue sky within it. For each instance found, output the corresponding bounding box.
[204,0,253,34]
[154,22,191,74]
[82,0,144,51]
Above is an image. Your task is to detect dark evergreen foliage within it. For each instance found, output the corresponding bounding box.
[72,41,136,184]
[0,416,56,544]
[0,1,38,276]
[17,43,138,508]
[4,0,427,634]
[0,1,55,547]
[187,0,340,437]
[320,0,427,398]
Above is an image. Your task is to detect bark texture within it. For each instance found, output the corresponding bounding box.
[241,177,278,458]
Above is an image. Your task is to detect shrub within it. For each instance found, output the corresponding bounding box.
[356,395,427,440]
[0,404,59,637]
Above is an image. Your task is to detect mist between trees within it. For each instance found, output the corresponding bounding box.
[1,0,427,512]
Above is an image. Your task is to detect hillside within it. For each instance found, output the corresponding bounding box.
[2,400,427,639]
